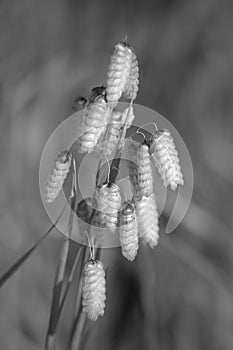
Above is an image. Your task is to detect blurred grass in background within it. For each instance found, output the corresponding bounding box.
[0,0,233,349]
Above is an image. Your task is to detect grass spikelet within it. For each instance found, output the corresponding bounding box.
[134,192,159,248]
[150,129,184,190]
[45,150,72,203]
[119,201,139,261]
[127,142,153,200]
[95,183,121,231]
[106,41,133,108]
[82,260,106,321]
[123,50,139,101]
[78,95,110,153]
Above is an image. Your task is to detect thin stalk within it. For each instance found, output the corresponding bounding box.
[59,247,82,313]
[45,191,78,349]
[70,313,87,350]
[69,103,134,350]
[45,239,70,350]
[68,246,89,350]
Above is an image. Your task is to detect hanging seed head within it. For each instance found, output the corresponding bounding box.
[134,192,159,248]
[127,142,153,200]
[78,95,110,153]
[82,260,106,321]
[95,183,121,231]
[106,41,133,108]
[121,105,135,129]
[150,129,184,190]
[45,151,72,203]
[119,201,139,261]
[123,51,139,101]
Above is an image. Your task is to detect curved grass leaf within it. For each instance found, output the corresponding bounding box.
[0,203,67,289]
[45,195,79,350]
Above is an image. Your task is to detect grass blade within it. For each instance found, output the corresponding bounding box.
[0,203,67,289]
[45,237,70,350]
[70,313,87,350]
[68,246,89,350]
[45,195,78,350]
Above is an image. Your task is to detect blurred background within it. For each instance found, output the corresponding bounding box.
[0,0,233,349]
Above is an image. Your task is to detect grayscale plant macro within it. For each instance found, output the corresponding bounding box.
[0,2,232,350]
[1,39,185,349]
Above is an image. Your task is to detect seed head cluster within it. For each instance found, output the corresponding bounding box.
[45,40,185,323]
[82,260,106,321]
[134,192,159,248]
[119,201,139,261]
[103,109,122,157]
[150,129,184,190]
[123,50,139,101]
[95,183,121,231]
[106,41,133,108]
[127,142,154,200]
[78,95,110,153]
[45,151,72,203]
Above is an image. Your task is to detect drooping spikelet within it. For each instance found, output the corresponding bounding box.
[106,41,133,108]
[123,51,139,101]
[95,183,121,231]
[78,95,110,153]
[119,201,138,261]
[150,129,184,190]
[45,151,72,203]
[82,260,106,321]
[103,109,122,157]
[127,142,153,200]
[134,192,159,248]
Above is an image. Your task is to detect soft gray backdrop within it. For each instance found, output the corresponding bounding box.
[0,1,232,349]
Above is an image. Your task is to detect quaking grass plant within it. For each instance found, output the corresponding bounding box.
[0,39,184,350]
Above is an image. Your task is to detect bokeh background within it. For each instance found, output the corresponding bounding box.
[0,0,233,349]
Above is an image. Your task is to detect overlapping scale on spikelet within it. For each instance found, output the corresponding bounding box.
[106,42,133,108]
[123,51,139,101]
[82,260,106,321]
[45,151,72,203]
[95,183,121,231]
[150,129,184,190]
[78,95,110,153]
[119,201,138,261]
[134,193,159,248]
[127,142,153,200]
